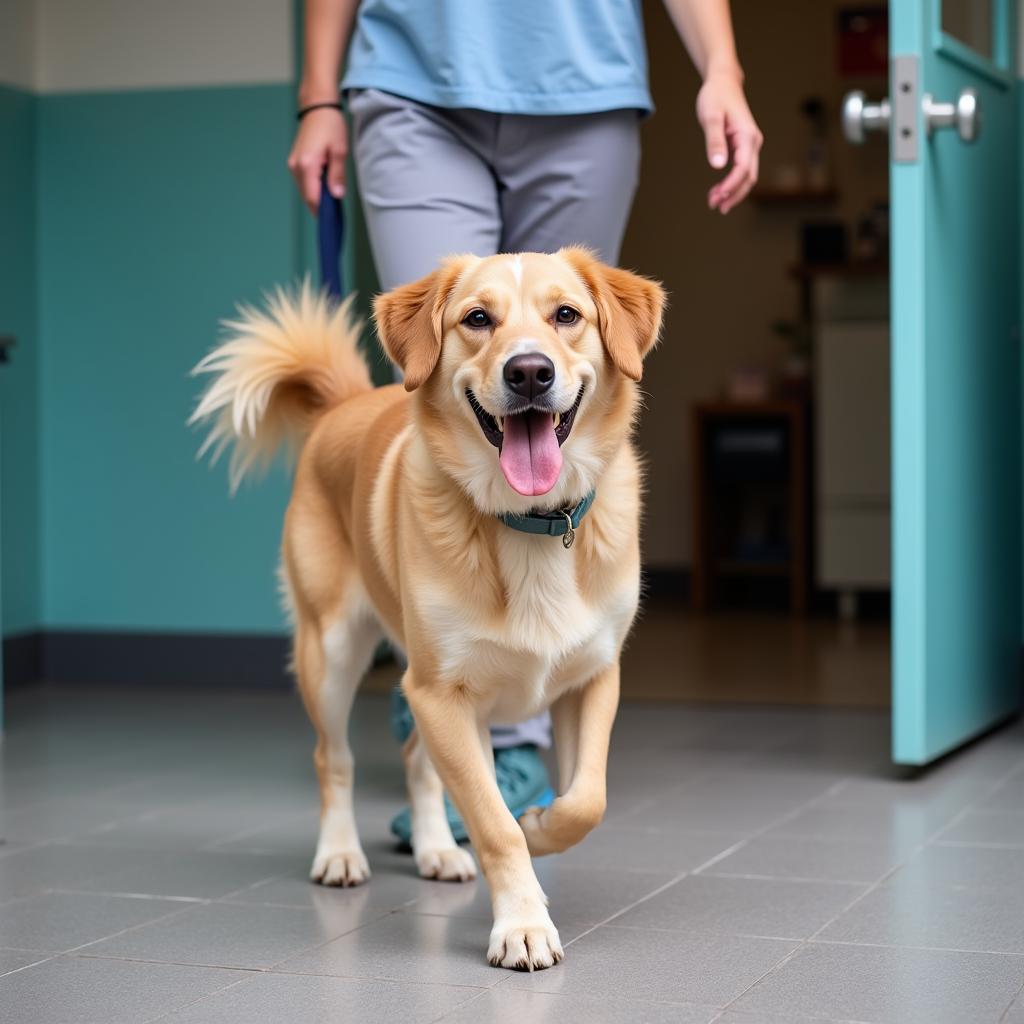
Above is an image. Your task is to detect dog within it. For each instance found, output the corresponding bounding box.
[190,248,665,970]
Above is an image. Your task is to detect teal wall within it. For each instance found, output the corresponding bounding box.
[0,84,41,637]
[36,86,297,632]
[1,76,383,642]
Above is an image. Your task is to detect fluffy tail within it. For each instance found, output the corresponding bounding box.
[189,281,372,491]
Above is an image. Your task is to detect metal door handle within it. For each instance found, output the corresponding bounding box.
[922,88,980,142]
[843,86,980,147]
[841,91,891,144]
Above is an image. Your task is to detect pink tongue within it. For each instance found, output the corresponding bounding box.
[499,410,563,496]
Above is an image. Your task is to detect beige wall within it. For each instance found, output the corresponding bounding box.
[33,0,292,93]
[2,0,292,93]
[624,0,889,568]
[0,0,36,89]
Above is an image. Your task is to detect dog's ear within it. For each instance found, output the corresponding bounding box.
[373,256,470,391]
[560,247,665,382]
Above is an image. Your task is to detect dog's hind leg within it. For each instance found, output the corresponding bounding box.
[402,728,477,882]
[293,598,381,887]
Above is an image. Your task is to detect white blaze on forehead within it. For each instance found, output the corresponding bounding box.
[509,254,523,288]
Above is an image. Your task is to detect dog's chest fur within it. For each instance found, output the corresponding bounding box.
[415,524,638,721]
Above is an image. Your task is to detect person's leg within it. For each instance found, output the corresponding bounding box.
[348,89,553,842]
[348,88,501,289]
[496,108,642,264]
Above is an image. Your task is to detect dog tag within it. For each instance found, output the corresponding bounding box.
[561,511,575,549]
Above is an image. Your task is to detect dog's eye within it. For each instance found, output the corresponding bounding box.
[555,305,580,326]
[463,308,492,329]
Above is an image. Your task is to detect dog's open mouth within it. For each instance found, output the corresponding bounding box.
[466,386,584,497]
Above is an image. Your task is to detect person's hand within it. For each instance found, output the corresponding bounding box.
[696,68,763,214]
[287,107,348,216]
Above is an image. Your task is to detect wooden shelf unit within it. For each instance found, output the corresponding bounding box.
[692,400,810,615]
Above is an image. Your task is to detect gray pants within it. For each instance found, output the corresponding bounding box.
[349,88,641,747]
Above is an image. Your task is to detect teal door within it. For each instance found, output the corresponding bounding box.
[887,0,1020,762]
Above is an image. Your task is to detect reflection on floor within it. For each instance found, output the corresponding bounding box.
[1,683,1022,1023]
[622,602,891,707]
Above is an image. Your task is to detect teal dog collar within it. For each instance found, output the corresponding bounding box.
[498,490,596,549]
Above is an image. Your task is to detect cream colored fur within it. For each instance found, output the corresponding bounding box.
[191,250,665,970]
[190,282,370,491]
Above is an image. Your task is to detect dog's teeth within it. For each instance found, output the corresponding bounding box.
[553,412,561,429]
[496,417,504,433]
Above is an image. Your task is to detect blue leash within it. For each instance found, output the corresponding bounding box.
[317,172,345,299]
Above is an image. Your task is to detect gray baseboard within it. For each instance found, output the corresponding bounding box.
[3,630,292,689]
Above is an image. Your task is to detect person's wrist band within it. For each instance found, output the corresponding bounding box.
[297,101,343,121]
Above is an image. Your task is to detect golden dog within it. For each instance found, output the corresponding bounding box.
[191,248,665,970]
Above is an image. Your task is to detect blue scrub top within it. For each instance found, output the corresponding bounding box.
[342,0,653,115]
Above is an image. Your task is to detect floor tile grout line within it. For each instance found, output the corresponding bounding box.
[426,985,498,1024]
[801,754,1024,947]
[0,951,58,980]
[0,838,51,861]
[706,940,808,1021]
[74,950,498,994]
[553,775,852,954]
[693,764,1020,1021]
[934,838,1024,850]
[432,983,838,1024]
[201,810,320,852]
[141,974,258,1024]
[73,952,266,971]
[704,754,1024,1023]
[213,867,319,904]
[58,900,211,959]
[691,778,852,872]
[708,1005,879,1024]
[946,806,1024,818]
[186,859,347,906]
[140,968,496,1024]
[698,870,876,887]
[999,976,1024,1024]
[603,753,812,828]
[256,902,451,978]
[216,895,412,911]
[266,908,401,971]
[258,966,498,993]
[588,923,1024,958]
[251,967,496,991]
[46,887,210,904]
[808,938,1024,958]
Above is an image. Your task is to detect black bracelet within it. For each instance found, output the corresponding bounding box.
[296,101,343,121]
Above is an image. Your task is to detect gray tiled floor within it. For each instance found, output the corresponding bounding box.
[1,685,1022,1023]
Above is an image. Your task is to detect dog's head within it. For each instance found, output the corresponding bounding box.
[373,248,665,513]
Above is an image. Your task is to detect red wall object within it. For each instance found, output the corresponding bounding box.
[838,6,889,76]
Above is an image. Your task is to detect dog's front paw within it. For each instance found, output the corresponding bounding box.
[487,916,564,971]
[310,846,371,887]
[415,845,477,882]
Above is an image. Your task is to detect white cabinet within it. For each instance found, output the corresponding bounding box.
[813,280,890,594]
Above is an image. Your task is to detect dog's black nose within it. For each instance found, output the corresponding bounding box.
[503,353,555,400]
